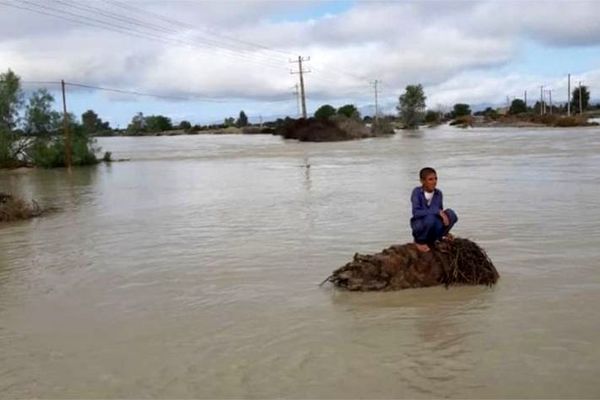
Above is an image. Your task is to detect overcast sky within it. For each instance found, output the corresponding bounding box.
[1,0,599,126]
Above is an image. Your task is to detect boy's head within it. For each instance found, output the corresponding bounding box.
[419,167,437,192]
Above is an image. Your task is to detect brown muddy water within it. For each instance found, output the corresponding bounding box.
[1,126,599,398]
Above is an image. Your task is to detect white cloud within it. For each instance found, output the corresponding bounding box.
[0,0,598,119]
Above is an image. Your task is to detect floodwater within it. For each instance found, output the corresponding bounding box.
[1,125,599,398]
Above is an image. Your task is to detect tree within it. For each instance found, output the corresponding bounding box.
[127,112,146,134]
[236,110,248,127]
[314,104,336,120]
[178,120,191,130]
[397,84,426,129]
[0,69,23,131]
[482,107,499,120]
[145,115,173,132]
[452,103,471,118]
[509,99,527,115]
[424,110,441,124]
[223,117,235,127]
[81,109,100,133]
[24,89,61,135]
[337,104,360,119]
[571,86,590,113]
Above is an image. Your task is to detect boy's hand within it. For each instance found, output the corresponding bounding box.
[440,210,450,226]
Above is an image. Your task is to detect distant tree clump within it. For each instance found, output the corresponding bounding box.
[236,110,248,127]
[223,117,235,127]
[452,103,472,118]
[178,120,192,130]
[81,109,110,134]
[509,99,527,115]
[0,69,99,169]
[1,69,24,167]
[314,104,336,120]
[424,110,442,124]
[337,104,360,119]
[397,84,426,129]
[24,89,61,135]
[482,107,499,120]
[144,115,173,132]
[571,86,590,113]
[127,112,145,134]
[0,69,23,132]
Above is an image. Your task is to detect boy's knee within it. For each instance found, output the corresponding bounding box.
[444,208,458,224]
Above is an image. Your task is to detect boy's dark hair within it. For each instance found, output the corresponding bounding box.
[419,167,437,180]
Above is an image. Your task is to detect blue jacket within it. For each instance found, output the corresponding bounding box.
[410,186,443,222]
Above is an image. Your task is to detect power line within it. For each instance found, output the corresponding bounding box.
[19,80,293,105]
[1,0,290,71]
[50,0,289,66]
[104,0,293,57]
[1,0,392,108]
[1,0,379,97]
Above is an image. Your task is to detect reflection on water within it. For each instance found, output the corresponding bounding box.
[1,127,599,398]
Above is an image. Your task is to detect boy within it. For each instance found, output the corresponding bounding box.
[410,167,458,252]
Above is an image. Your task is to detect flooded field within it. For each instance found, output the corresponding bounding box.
[1,125,599,398]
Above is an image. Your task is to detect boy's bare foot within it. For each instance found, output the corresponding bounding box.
[414,243,430,252]
[443,233,454,241]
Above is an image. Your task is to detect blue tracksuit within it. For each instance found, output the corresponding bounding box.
[410,186,457,245]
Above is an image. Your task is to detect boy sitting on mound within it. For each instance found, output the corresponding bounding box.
[410,167,458,252]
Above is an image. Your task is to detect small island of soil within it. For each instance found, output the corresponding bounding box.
[276,117,394,142]
[322,238,499,291]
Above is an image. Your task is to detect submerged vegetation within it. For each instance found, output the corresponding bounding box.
[0,193,43,222]
[1,69,101,169]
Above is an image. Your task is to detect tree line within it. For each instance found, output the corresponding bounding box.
[1,69,102,168]
[395,84,596,128]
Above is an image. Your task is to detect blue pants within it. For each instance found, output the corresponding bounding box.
[411,209,458,245]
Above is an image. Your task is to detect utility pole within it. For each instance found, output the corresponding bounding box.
[524,90,527,108]
[540,85,544,115]
[371,80,380,122]
[292,84,301,118]
[579,81,583,115]
[290,56,310,119]
[61,80,72,170]
[567,74,571,116]
[548,89,552,115]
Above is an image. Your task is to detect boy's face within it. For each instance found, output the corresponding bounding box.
[421,173,437,192]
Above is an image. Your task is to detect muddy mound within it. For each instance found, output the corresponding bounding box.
[322,238,499,291]
[276,117,371,142]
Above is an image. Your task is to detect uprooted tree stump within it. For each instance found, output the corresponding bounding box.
[322,238,499,291]
[0,192,43,223]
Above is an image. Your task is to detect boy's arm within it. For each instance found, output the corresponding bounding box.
[411,189,440,218]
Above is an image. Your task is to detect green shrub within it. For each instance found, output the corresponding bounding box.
[30,125,99,168]
[371,118,395,135]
